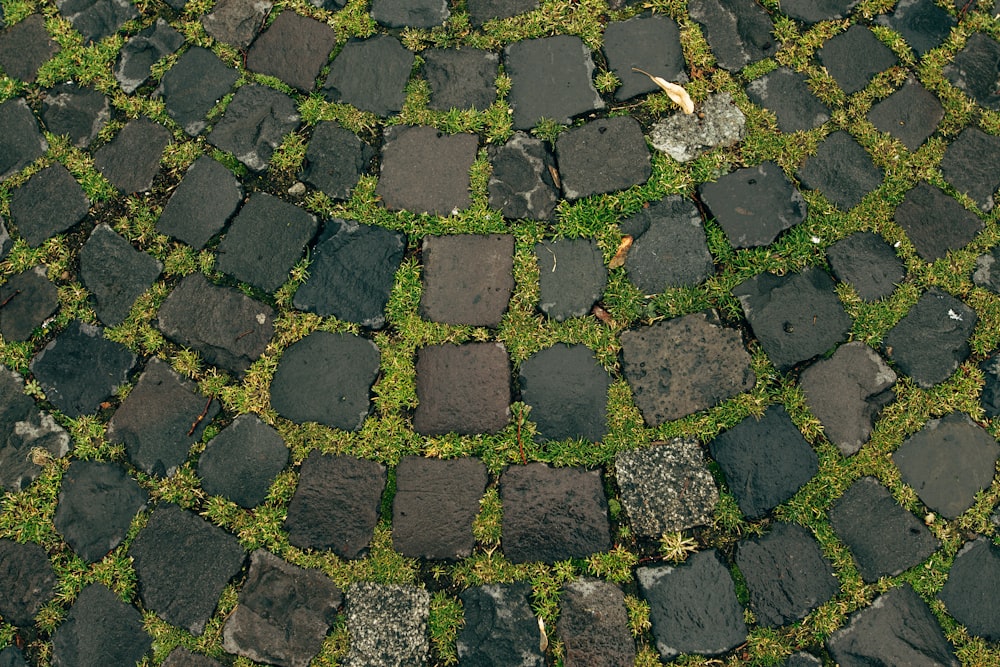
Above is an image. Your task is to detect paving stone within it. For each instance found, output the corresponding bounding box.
[620,195,713,292]
[0,219,8,262]
[423,48,498,111]
[108,358,219,477]
[709,405,819,519]
[198,414,287,508]
[0,648,26,667]
[80,224,162,326]
[939,538,1000,641]
[246,12,335,92]
[796,130,883,210]
[293,220,405,328]
[413,342,511,435]
[876,0,955,57]
[500,462,610,563]
[457,583,544,667]
[818,25,897,95]
[893,412,999,519]
[94,117,171,193]
[0,15,59,83]
[162,647,223,667]
[736,523,838,627]
[29,321,136,418]
[557,116,651,199]
[981,351,1000,418]
[370,0,447,28]
[156,156,243,250]
[0,98,47,182]
[114,19,183,93]
[973,246,1000,294]
[269,331,379,430]
[621,311,755,425]
[309,0,344,9]
[519,344,611,442]
[201,0,271,48]
[55,0,138,43]
[535,239,606,320]
[208,84,300,172]
[284,452,386,558]
[487,131,559,220]
[345,583,430,667]
[0,369,69,492]
[53,460,148,563]
[829,476,940,583]
[733,268,852,371]
[558,578,635,667]
[217,193,317,293]
[637,550,747,660]
[392,456,487,560]
[826,585,958,667]
[0,539,56,626]
[0,266,59,342]
[505,35,604,130]
[939,127,1000,212]
[467,0,538,26]
[882,288,976,388]
[649,92,746,162]
[156,47,240,136]
[41,84,110,148]
[377,126,478,215]
[322,36,414,117]
[51,584,151,666]
[420,234,513,327]
[745,67,831,134]
[8,163,89,247]
[799,342,896,456]
[223,549,342,667]
[895,182,983,261]
[614,437,719,535]
[130,503,246,634]
[780,0,856,23]
[944,33,1000,111]
[299,121,375,201]
[0,4,4,26]
[783,652,822,667]
[866,77,943,151]
[826,231,904,301]
[698,161,805,249]
[603,14,686,102]
[688,0,777,71]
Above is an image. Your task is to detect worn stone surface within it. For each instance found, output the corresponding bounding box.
[615,438,719,535]
[108,358,218,477]
[602,14,686,101]
[637,550,747,660]
[156,273,275,376]
[535,239,605,320]
[8,163,89,247]
[420,234,513,327]
[80,224,162,326]
[0,98,47,182]
[780,0,856,23]
[94,117,170,193]
[893,412,999,519]
[467,0,538,26]
[939,538,1000,641]
[0,15,59,83]
[981,351,1000,419]
[0,539,56,626]
[51,584,151,666]
[323,36,413,117]
[392,456,487,560]
[208,84,299,172]
[826,231,904,301]
[284,452,386,558]
[201,0,271,47]
[156,47,240,136]
[423,48,498,111]
[882,288,976,388]
[223,549,342,667]
[709,405,819,519]
[55,0,138,43]
[488,131,559,220]
[799,342,896,456]
[0,219,8,262]
[818,25,897,95]
[162,647,223,667]
[797,130,883,210]
[379,126,478,216]
[198,414,288,508]
[370,0,447,28]
[745,67,831,134]
[621,195,713,292]
[0,648,26,667]
[114,19,183,93]
[156,156,243,250]
[867,77,943,151]
[457,583,543,667]
[558,578,635,667]
[876,0,955,57]
[54,460,147,563]
[944,32,1000,111]
[688,0,777,71]
[973,246,1000,294]
[293,220,404,328]
[344,583,429,667]
[650,92,746,162]
[736,523,838,627]
[939,126,1000,211]
[41,84,110,148]
[29,321,137,418]
[0,369,70,492]
[519,344,611,442]
[784,652,822,667]
[505,35,604,130]
[621,311,755,425]
[300,121,374,201]
[895,182,983,261]
[826,585,958,667]
[699,161,805,248]
[246,12,335,91]
[0,265,59,342]
[130,503,245,635]
[413,342,511,435]
[558,116,651,199]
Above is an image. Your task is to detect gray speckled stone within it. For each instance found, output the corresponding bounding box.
[344,583,429,666]
[650,92,745,162]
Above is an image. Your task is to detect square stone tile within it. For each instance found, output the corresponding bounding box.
[376,126,478,215]
[745,67,831,134]
[894,182,983,262]
[155,47,240,136]
[8,163,89,247]
[556,116,651,200]
[246,12,335,91]
[0,98,48,182]
[876,0,955,57]
[939,127,1000,212]
[519,344,611,442]
[207,84,300,173]
[423,48,498,111]
[420,234,514,327]
[818,25,897,95]
[944,32,1000,111]
[796,131,883,210]
[866,77,943,151]
[413,342,510,435]
[0,14,59,83]
[688,0,777,71]
[322,36,413,117]
[826,231,904,301]
[602,14,686,101]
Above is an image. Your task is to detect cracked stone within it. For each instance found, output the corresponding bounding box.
[0,369,70,492]
[487,131,559,220]
[207,84,300,172]
[649,92,746,162]
[41,84,110,148]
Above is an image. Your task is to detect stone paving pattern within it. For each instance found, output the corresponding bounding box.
[0,0,999,665]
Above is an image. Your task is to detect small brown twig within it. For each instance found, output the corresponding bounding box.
[516,406,527,465]
[187,396,213,437]
[0,290,21,308]
[235,329,254,342]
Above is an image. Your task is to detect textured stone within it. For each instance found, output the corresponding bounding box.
[201,0,271,47]
[8,163,89,247]
[784,652,822,667]
[284,453,386,558]
[55,0,138,43]
[0,219,8,262]
[0,266,59,342]
[939,538,1000,641]
[780,0,856,23]
[377,126,478,215]
[156,47,240,136]
[622,311,755,425]
[614,438,719,535]
[467,0,538,26]
[162,647,223,667]
[246,12,335,91]
[797,130,883,210]
[939,127,1000,212]
[344,583,429,666]
[0,15,59,83]
[108,358,219,477]
[488,132,559,220]
[54,461,147,563]
[621,196,713,292]
[895,182,983,261]
[827,231,904,301]
[209,84,300,172]
[413,343,511,435]
[519,344,611,442]
[818,25,897,95]
[80,224,162,326]
[981,351,1000,418]
[558,579,635,667]
[649,92,746,162]
[157,156,243,250]
[94,117,171,193]
[944,32,1000,111]
[51,584,151,666]
[557,116,651,199]
[876,0,955,57]
[423,48,498,111]
[323,36,413,117]
[300,121,375,201]
[867,77,943,151]
[688,0,777,71]
[0,648,26,667]
[42,84,110,148]
[745,67,831,134]
[829,477,940,583]
[114,19,183,93]
[420,234,513,327]
[637,550,747,660]
[0,98,47,182]
[973,246,1000,294]
[602,14,686,101]
[130,503,246,634]
[0,369,69,492]
[457,583,544,667]
[0,539,56,626]
[198,414,287,508]
[709,405,818,519]
[535,239,606,320]
[370,0,447,28]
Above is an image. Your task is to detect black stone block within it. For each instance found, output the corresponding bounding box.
[299,121,374,201]
[51,584,151,665]
[156,156,243,250]
[413,342,511,435]
[0,265,59,342]
[534,238,605,320]
[93,117,171,193]
[322,36,413,117]
[745,67,831,134]
[55,0,138,43]
[420,234,514,327]
[558,579,636,667]
[796,130,883,210]
[487,132,559,220]
[602,14,686,101]
[940,127,1000,212]
[246,12,336,92]
[0,369,70,492]
[8,163,89,247]
[622,196,713,292]
[80,224,162,326]
[866,77,943,151]
[0,98,47,182]
[688,0,777,71]
[155,47,240,136]
[939,538,1000,642]
[114,19,183,93]
[198,414,288,508]
[0,14,60,83]
[895,182,983,262]
[826,231,904,301]
[519,344,611,442]
[0,539,56,627]
[556,116,651,200]
[423,48,498,111]
[876,0,955,57]
[41,84,110,148]
[208,84,300,172]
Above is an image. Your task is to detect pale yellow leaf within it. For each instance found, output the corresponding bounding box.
[632,67,695,114]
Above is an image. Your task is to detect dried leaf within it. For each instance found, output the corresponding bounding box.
[538,617,548,652]
[592,304,615,326]
[608,235,633,270]
[632,67,695,114]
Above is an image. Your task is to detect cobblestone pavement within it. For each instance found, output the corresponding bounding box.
[1,0,1000,665]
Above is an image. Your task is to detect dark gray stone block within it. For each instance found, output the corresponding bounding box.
[80,224,162,326]
[535,239,606,320]
[157,156,243,250]
[784,652,822,667]
[198,414,288,508]
[93,117,171,193]
[0,648,26,667]
[51,584,150,666]
[980,351,1000,418]
[603,14,686,101]
[826,231,904,301]
[0,539,56,626]
[944,33,1000,111]
[0,369,70,492]
[377,125,478,215]
[796,130,883,210]
[420,234,514,327]
[895,182,983,261]
[487,131,559,220]
[458,583,543,667]
[622,195,713,291]
[649,92,746,162]
[939,538,1000,641]
[156,47,240,136]
[8,163,89,247]
[413,342,511,435]
[0,98,47,182]
[0,218,9,262]
[55,0,138,43]
[0,265,59,342]
[201,0,271,47]
[467,0,538,26]
[558,579,635,667]
[370,0,448,28]
[973,246,1000,294]
[940,127,1000,211]
[344,582,429,667]
[557,116,651,199]
[300,121,374,201]
[780,0,856,23]
[818,25,897,95]
[42,84,110,148]
[745,67,831,134]
[867,77,943,151]
[114,19,183,93]
[423,48,498,111]
[688,0,777,71]
[246,12,336,92]
[322,36,413,117]
[162,647,223,667]
[208,84,300,172]
[0,14,59,83]
[519,344,611,442]
[876,0,955,57]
